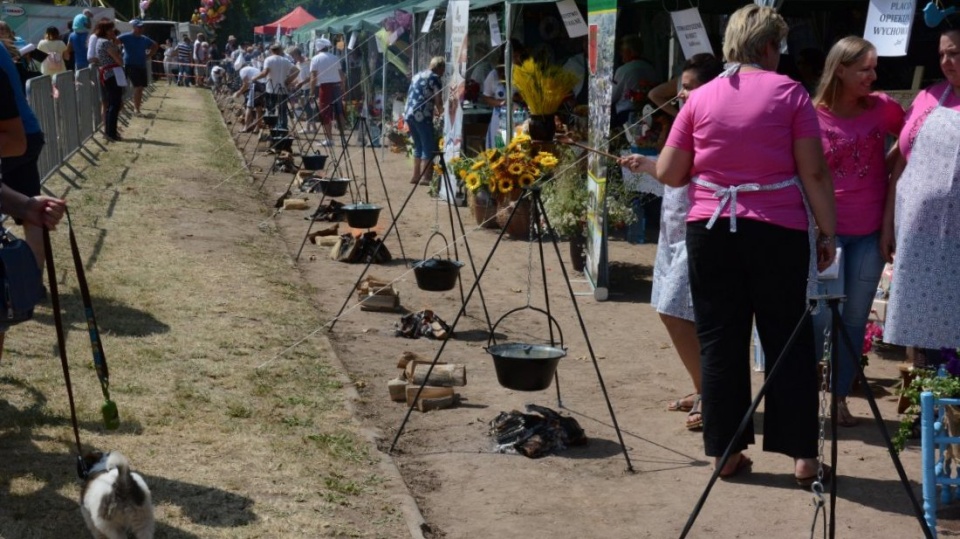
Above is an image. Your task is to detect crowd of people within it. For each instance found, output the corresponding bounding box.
[614,5,960,483]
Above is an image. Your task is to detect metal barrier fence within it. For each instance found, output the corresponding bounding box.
[24,67,119,184]
[24,76,61,184]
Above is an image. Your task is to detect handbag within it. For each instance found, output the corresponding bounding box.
[0,227,43,328]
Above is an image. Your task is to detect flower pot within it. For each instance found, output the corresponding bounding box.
[569,229,586,273]
[496,194,535,240]
[528,114,556,142]
[469,190,500,229]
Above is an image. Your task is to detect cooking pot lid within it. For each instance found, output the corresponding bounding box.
[487,342,566,360]
[415,258,464,270]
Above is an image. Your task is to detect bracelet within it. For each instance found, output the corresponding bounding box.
[817,234,834,245]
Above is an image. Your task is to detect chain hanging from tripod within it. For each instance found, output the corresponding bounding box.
[525,193,537,308]
[809,321,831,539]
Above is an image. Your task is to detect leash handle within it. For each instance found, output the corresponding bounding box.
[65,208,110,398]
[43,227,84,459]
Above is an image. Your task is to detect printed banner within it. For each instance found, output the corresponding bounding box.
[584,2,616,297]
[441,0,470,202]
[863,0,915,57]
[670,8,713,59]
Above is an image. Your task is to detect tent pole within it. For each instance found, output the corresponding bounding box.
[504,1,512,143]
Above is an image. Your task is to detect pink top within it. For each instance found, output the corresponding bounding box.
[817,93,904,235]
[665,70,820,231]
[899,81,960,159]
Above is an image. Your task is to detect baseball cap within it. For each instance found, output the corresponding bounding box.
[130,19,144,28]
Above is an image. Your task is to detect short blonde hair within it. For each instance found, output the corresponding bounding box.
[429,56,445,73]
[723,5,788,64]
[813,36,876,110]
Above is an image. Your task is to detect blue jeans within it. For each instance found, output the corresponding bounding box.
[812,232,885,397]
[406,116,435,160]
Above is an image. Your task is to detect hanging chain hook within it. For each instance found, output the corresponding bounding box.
[808,324,831,538]
[525,194,535,307]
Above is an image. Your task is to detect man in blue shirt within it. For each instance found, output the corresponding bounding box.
[118,19,157,116]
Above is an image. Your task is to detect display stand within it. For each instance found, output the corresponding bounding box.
[388,186,634,472]
[679,297,933,539]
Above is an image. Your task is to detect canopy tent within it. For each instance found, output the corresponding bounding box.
[254,6,317,36]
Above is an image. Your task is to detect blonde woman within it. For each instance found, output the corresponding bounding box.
[657,5,836,483]
[810,36,904,427]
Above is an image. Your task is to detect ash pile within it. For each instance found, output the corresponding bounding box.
[490,404,587,458]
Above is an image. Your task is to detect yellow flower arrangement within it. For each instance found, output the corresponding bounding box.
[459,134,559,197]
[512,59,580,115]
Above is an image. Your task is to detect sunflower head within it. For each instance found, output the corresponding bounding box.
[491,157,505,170]
[499,177,515,194]
[465,172,481,191]
[518,173,535,189]
[471,160,486,171]
[508,162,524,176]
[539,155,559,168]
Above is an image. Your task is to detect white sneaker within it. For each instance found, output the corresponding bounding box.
[321,140,334,147]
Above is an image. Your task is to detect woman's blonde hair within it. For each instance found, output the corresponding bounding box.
[723,5,788,64]
[813,36,876,110]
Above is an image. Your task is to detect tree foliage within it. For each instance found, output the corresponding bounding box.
[125,0,383,43]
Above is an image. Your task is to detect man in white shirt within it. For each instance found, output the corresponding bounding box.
[610,35,660,130]
[308,38,345,147]
[193,33,207,87]
[252,43,298,130]
[288,47,316,134]
[233,61,265,133]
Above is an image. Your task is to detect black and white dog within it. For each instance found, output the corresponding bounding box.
[80,451,155,539]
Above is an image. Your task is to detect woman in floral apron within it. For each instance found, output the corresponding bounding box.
[882,23,960,351]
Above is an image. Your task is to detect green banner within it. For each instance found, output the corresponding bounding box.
[588,0,617,13]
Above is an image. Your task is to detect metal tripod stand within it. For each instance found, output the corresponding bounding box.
[679,296,934,538]
[388,186,634,472]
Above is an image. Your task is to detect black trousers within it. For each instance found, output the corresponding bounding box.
[687,218,818,458]
[104,77,123,139]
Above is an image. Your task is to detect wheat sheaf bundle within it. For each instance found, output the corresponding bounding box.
[512,59,579,116]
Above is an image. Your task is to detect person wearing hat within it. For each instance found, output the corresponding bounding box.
[251,43,298,130]
[68,13,91,69]
[308,37,345,147]
[118,19,157,115]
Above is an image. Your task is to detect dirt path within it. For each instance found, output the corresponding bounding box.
[0,86,411,538]
[237,96,936,536]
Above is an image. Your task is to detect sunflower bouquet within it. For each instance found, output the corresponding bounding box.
[462,134,559,197]
[512,59,580,115]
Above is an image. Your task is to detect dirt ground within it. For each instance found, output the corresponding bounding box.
[3,84,941,538]
[221,91,945,538]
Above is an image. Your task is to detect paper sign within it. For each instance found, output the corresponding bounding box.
[488,13,502,47]
[422,9,436,33]
[374,29,386,53]
[670,8,713,58]
[863,0,915,57]
[348,32,357,50]
[556,0,588,38]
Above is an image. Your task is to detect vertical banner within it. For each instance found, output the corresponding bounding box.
[863,0,915,57]
[442,0,470,202]
[670,8,713,59]
[585,0,617,300]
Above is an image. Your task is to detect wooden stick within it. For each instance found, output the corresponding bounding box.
[556,136,620,160]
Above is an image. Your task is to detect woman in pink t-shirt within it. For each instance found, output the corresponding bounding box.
[657,5,837,484]
[810,37,904,427]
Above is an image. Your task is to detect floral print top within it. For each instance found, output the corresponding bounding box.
[404,69,442,123]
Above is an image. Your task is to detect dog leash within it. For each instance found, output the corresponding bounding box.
[43,226,87,479]
[43,210,121,479]
[64,208,120,431]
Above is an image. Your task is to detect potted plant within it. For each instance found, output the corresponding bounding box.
[541,145,588,271]
[894,348,960,452]
[512,59,579,142]
[461,133,559,237]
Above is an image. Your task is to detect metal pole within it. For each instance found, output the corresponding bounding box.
[504,1,513,143]
[382,48,387,160]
